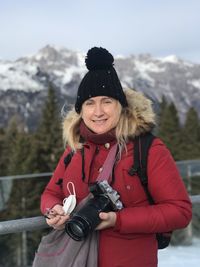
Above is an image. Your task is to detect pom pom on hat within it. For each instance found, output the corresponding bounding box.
[85,47,114,70]
[75,47,128,113]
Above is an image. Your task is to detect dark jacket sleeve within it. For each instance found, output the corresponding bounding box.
[40,147,71,214]
[115,139,192,234]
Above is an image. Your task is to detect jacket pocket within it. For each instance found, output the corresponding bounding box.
[119,166,148,206]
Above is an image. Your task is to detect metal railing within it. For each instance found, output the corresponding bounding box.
[0,216,49,235]
[0,160,200,236]
[0,172,52,181]
[0,195,199,235]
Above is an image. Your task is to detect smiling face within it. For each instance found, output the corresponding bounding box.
[81,96,122,134]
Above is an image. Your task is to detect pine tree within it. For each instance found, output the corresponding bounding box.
[0,84,65,266]
[0,128,6,176]
[20,84,64,265]
[0,128,13,267]
[27,83,64,173]
[158,102,181,160]
[154,96,168,135]
[180,107,200,160]
[158,96,168,124]
[1,116,23,175]
[0,128,7,210]
[0,118,29,267]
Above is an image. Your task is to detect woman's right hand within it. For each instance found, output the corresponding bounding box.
[45,204,70,230]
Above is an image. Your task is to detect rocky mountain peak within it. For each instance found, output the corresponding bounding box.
[0,45,200,130]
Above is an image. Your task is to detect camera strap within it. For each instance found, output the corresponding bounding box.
[96,143,118,183]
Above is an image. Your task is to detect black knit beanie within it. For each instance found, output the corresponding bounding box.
[75,47,128,113]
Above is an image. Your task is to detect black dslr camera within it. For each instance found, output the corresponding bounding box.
[65,180,123,241]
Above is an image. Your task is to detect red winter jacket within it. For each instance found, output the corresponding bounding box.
[41,138,192,267]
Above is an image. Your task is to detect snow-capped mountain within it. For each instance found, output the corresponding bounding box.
[0,45,200,130]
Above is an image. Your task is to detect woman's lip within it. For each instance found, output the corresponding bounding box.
[92,119,107,122]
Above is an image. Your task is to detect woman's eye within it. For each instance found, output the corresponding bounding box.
[104,100,112,104]
[85,101,93,105]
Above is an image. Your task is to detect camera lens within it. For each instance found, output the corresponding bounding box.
[65,216,91,241]
[65,193,112,241]
[70,224,83,237]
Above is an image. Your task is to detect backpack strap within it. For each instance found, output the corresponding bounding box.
[64,150,74,169]
[130,133,172,249]
[129,132,155,204]
[55,150,75,188]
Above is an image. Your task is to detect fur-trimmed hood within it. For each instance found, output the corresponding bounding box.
[123,88,156,136]
[62,88,156,146]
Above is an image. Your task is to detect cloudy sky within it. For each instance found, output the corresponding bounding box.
[1,0,200,63]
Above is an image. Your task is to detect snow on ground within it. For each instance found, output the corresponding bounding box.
[158,238,200,267]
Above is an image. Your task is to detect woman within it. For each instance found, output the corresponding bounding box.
[41,47,192,267]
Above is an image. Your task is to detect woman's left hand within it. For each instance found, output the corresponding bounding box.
[96,211,117,230]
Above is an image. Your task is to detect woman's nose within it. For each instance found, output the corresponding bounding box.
[94,103,104,116]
